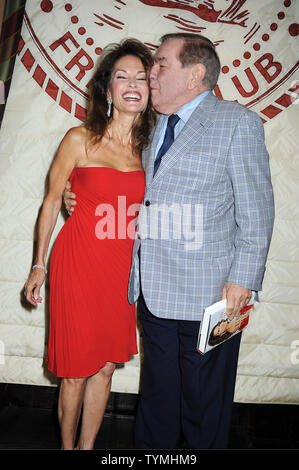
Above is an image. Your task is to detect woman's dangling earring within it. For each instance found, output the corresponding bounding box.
[107,99,112,117]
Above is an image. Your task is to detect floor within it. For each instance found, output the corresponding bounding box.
[0,383,298,451]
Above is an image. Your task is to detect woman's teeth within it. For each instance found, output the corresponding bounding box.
[123,93,141,100]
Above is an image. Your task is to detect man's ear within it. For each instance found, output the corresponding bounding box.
[188,63,206,90]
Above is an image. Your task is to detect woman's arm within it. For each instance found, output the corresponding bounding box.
[24,127,84,306]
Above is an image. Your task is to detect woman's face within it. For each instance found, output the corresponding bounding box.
[213,320,228,336]
[108,55,149,116]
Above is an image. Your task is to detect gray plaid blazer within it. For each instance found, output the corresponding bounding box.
[128,92,274,321]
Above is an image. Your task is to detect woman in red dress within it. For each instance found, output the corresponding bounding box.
[24,39,155,450]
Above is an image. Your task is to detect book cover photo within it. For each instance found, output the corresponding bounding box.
[197,292,256,354]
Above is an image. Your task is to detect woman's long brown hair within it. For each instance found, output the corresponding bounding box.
[84,38,156,156]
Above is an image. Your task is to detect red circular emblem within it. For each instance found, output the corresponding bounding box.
[17,0,298,123]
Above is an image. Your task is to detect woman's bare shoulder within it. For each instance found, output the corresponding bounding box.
[63,125,87,145]
[53,126,88,168]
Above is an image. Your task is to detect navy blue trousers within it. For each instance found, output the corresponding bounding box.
[135,293,241,449]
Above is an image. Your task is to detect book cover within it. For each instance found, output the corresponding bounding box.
[197,292,255,354]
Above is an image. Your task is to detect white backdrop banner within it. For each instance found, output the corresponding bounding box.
[0,0,298,402]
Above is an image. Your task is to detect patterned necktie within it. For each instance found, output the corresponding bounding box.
[153,114,180,176]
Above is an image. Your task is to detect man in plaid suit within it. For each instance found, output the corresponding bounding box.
[128,33,274,449]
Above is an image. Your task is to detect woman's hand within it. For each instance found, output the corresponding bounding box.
[24,267,46,306]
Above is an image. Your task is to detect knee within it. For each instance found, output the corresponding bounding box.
[99,362,116,380]
[61,377,87,390]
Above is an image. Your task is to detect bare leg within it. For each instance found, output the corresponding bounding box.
[58,377,87,450]
[76,362,116,450]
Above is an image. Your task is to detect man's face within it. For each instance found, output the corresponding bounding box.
[150,39,193,114]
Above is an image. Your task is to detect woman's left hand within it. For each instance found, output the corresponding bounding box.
[24,268,46,306]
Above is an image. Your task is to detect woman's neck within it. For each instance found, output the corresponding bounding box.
[107,110,139,147]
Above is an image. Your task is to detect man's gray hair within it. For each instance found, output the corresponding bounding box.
[160,33,221,90]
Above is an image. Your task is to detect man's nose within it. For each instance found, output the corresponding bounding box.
[150,64,158,81]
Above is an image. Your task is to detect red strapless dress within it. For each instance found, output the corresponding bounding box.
[47,167,145,377]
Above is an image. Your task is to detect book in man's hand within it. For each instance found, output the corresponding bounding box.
[197,291,256,354]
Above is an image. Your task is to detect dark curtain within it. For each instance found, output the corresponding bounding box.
[0,0,26,127]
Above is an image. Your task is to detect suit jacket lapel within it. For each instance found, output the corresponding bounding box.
[146,92,219,188]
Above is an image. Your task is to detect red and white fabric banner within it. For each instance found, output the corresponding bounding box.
[0,0,298,402]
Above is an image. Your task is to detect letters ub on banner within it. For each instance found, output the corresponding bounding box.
[0,0,298,402]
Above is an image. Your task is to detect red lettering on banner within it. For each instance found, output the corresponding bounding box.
[65,49,94,81]
[219,53,284,101]
[231,67,259,97]
[254,53,282,83]
[50,32,94,82]
[50,32,80,53]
